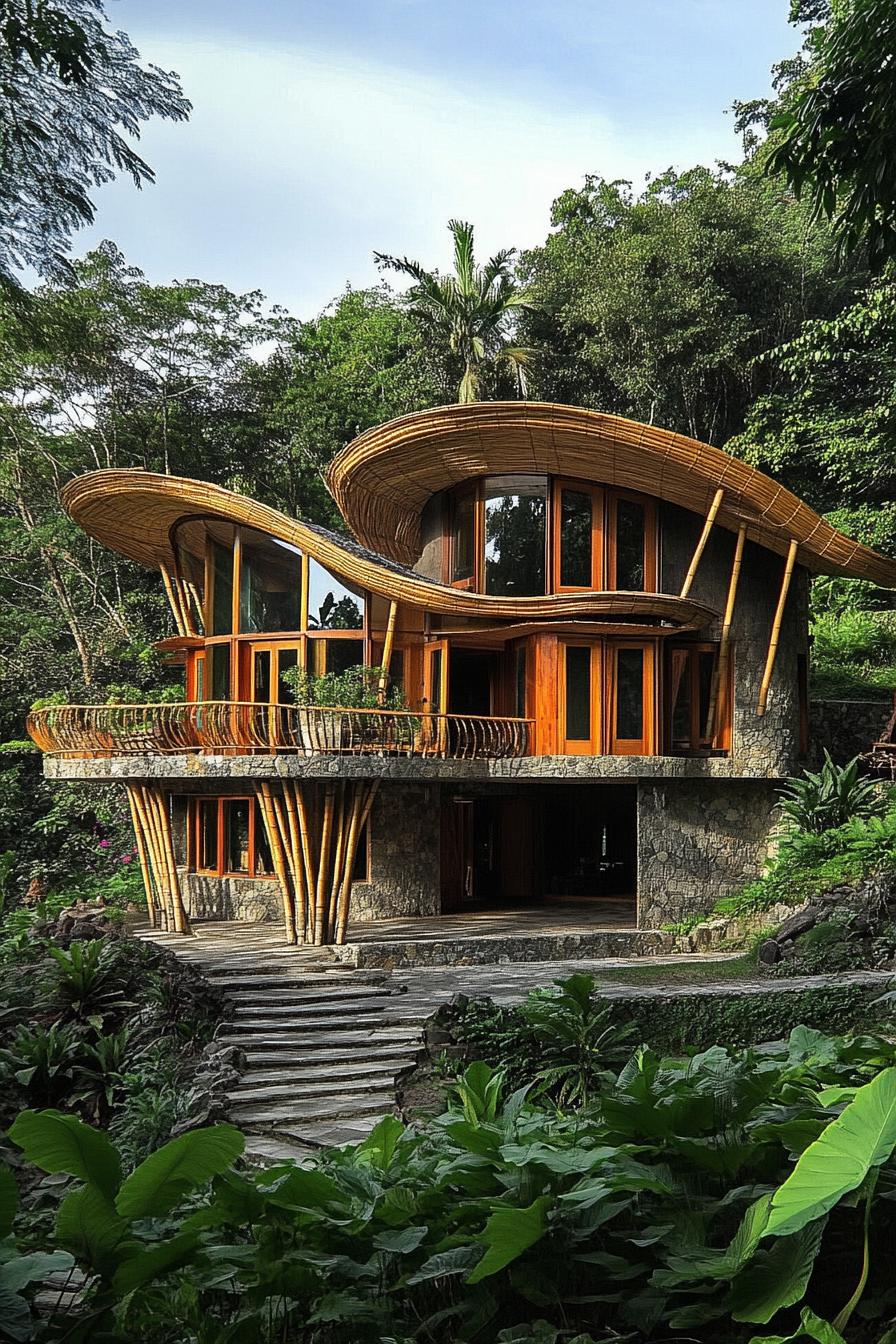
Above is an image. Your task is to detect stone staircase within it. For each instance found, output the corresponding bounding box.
[137,925,423,1161]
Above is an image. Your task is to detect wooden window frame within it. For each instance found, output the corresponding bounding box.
[607,640,656,756]
[559,639,603,755]
[448,483,481,591]
[552,480,604,592]
[189,795,275,880]
[607,490,658,593]
[665,642,731,755]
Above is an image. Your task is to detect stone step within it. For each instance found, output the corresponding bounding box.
[281,1115,382,1147]
[229,987,394,1008]
[216,1028,419,1050]
[239,1057,417,1085]
[234,1043,420,1067]
[226,1013,404,1032]
[210,972,389,990]
[231,1094,395,1125]
[232,1075,398,1103]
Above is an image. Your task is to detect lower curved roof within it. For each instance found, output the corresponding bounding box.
[60,471,717,629]
[327,402,896,586]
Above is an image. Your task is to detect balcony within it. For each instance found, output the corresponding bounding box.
[26,702,534,761]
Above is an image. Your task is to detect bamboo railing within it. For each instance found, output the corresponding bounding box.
[27,702,534,761]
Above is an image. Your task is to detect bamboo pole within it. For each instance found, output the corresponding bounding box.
[758,539,798,717]
[293,783,317,940]
[377,600,399,705]
[313,783,336,945]
[326,783,348,943]
[125,786,157,928]
[679,488,724,599]
[149,787,190,934]
[160,566,189,637]
[258,783,296,944]
[133,786,169,931]
[336,781,379,944]
[708,522,746,744]
[281,782,310,943]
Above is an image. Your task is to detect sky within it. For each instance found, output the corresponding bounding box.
[80,0,801,321]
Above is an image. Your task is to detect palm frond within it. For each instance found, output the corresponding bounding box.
[448,219,476,296]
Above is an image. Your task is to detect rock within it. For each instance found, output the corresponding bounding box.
[758,939,780,966]
[424,1024,454,1048]
[775,908,817,943]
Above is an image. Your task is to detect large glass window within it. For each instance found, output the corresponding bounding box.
[210,538,234,635]
[667,644,726,753]
[209,644,231,700]
[614,498,646,591]
[564,645,591,742]
[615,647,644,741]
[224,799,251,874]
[483,476,548,596]
[174,522,206,635]
[239,531,302,634]
[559,488,593,588]
[191,797,274,879]
[451,490,476,584]
[310,638,365,678]
[307,558,364,630]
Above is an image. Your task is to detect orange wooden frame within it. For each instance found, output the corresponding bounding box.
[552,480,604,592]
[558,640,603,755]
[665,642,731,754]
[607,491,658,594]
[190,795,275,880]
[607,640,656,755]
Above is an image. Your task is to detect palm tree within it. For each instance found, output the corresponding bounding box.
[374,219,535,403]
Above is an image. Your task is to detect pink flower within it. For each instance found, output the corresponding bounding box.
[119,854,132,864]
[98,839,110,849]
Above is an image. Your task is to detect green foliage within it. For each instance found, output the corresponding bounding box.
[47,939,133,1024]
[282,662,408,710]
[517,973,634,1108]
[777,752,884,834]
[5,1028,896,1341]
[376,218,535,402]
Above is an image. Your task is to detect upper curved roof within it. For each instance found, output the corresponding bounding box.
[328,401,896,586]
[60,470,717,629]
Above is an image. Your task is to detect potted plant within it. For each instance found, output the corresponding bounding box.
[280,664,414,753]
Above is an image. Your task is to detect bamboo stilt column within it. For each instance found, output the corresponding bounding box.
[280,782,309,943]
[258,783,296,944]
[680,488,724,599]
[377,600,399,705]
[292,784,317,940]
[336,781,379,945]
[132,785,169,931]
[326,783,348,944]
[125,785,157,928]
[146,786,189,935]
[708,522,746,744]
[758,539,798,717]
[313,783,336,946]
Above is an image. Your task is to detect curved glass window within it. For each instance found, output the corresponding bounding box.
[239,528,302,633]
[483,476,548,596]
[307,558,364,630]
[173,519,206,635]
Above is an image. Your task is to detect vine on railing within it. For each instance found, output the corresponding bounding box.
[26,702,534,760]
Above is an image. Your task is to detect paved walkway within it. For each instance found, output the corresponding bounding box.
[138,922,893,1164]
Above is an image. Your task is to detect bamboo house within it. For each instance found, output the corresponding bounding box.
[27,403,896,948]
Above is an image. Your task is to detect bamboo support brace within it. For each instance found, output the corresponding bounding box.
[680,488,724,599]
[125,786,157,927]
[758,539,798,717]
[709,522,746,743]
[377,600,399,705]
[258,783,296,944]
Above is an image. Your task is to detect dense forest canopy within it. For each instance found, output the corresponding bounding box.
[2,0,896,885]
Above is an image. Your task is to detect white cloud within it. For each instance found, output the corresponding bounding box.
[81,33,742,316]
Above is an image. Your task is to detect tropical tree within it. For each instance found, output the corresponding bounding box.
[374,218,535,403]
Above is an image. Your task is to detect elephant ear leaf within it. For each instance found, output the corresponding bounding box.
[8,1110,122,1201]
[115,1125,244,1220]
[748,1305,847,1343]
[764,1068,896,1238]
[728,1219,826,1324]
[467,1195,551,1283]
[0,1164,18,1237]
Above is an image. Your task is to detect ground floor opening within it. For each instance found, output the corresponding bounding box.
[440,782,637,919]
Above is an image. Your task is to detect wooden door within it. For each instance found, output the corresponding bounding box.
[558,640,602,754]
[423,639,450,752]
[441,797,474,912]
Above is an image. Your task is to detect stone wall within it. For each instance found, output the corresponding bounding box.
[809,699,892,766]
[350,781,441,920]
[637,778,780,927]
[661,502,807,778]
[181,872,282,922]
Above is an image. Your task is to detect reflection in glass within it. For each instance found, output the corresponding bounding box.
[277,648,299,703]
[254,804,273,874]
[209,644,231,700]
[199,800,217,870]
[210,540,234,634]
[515,646,527,718]
[560,489,592,587]
[669,649,691,750]
[565,646,591,741]
[451,491,476,583]
[253,650,271,703]
[225,799,250,873]
[484,476,547,596]
[615,498,646,591]
[239,532,302,633]
[429,649,443,712]
[310,638,364,678]
[616,648,644,740]
[307,558,364,630]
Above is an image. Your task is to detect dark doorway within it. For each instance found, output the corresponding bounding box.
[449,650,496,716]
[440,784,637,912]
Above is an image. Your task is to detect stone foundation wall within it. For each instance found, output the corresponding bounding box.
[637,778,780,927]
[350,782,440,920]
[181,871,282,923]
[809,699,892,766]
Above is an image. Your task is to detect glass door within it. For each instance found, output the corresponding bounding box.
[423,639,449,752]
[559,640,602,755]
[608,642,655,754]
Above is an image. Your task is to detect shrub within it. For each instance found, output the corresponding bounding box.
[777,751,884,834]
[282,662,408,710]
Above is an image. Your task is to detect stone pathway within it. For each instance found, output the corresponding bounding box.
[139,922,894,1164]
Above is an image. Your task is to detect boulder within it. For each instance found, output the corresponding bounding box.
[775,907,817,943]
[758,939,780,966]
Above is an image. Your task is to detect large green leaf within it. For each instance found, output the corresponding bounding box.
[748,1305,847,1344]
[115,1125,244,1219]
[0,1165,18,1238]
[112,1231,202,1293]
[55,1185,132,1278]
[728,1219,826,1324]
[765,1068,896,1238]
[8,1110,121,1200]
[468,1195,551,1283]
[354,1115,405,1170]
[0,1250,75,1292]
[654,1193,772,1287]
